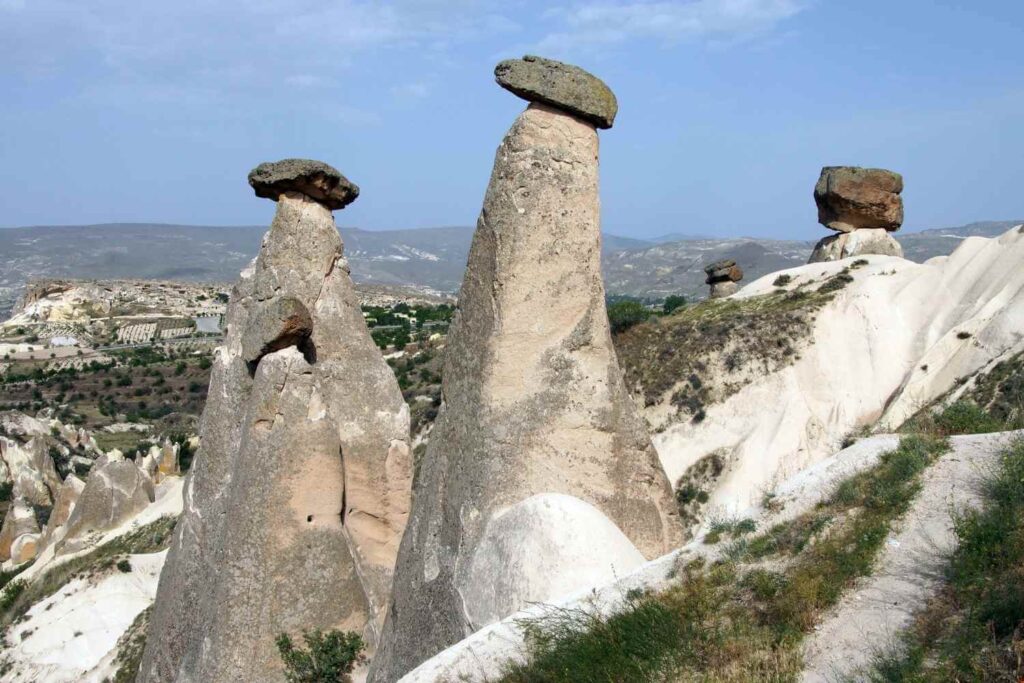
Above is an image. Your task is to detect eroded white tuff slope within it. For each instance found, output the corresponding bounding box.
[138,163,412,683]
[800,430,1023,682]
[369,97,682,681]
[654,225,1024,513]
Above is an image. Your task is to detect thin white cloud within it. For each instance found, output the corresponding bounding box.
[535,0,808,52]
[391,81,432,99]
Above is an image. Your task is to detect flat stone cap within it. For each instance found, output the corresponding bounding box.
[494,55,618,129]
[248,159,359,211]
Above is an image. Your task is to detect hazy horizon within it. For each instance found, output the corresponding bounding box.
[1,217,1022,243]
[2,1,1023,239]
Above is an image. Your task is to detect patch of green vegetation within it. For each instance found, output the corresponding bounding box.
[0,516,176,628]
[111,606,150,683]
[662,295,687,315]
[0,580,25,611]
[674,451,725,529]
[276,629,366,683]
[616,276,852,422]
[861,438,1024,681]
[704,517,757,545]
[93,429,147,454]
[607,300,651,334]
[772,274,792,287]
[957,348,1024,428]
[497,435,948,682]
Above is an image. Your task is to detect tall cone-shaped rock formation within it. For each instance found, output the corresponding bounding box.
[138,160,412,683]
[369,58,683,682]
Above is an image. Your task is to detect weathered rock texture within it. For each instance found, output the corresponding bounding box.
[808,228,904,263]
[369,99,682,682]
[60,457,155,553]
[0,436,61,507]
[814,166,903,233]
[495,55,618,129]
[0,496,41,563]
[810,166,904,263]
[705,259,743,299]
[248,158,359,211]
[138,163,411,683]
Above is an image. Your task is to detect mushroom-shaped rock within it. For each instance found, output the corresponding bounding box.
[59,459,154,553]
[368,60,681,683]
[495,55,618,128]
[140,159,412,683]
[0,497,41,562]
[248,158,359,210]
[241,296,313,366]
[704,259,743,283]
[814,166,904,232]
[704,259,743,299]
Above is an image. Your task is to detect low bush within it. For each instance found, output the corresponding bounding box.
[276,629,365,683]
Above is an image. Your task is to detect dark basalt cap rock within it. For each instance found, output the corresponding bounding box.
[248,158,359,211]
[494,55,618,129]
[704,259,743,284]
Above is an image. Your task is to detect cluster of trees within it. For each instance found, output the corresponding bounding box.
[363,303,455,351]
[606,294,688,334]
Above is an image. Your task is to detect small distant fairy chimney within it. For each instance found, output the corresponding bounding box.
[704,259,743,298]
[809,166,905,263]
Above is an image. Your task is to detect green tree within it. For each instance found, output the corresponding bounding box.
[607,301,649,334]
[662,295,687,315]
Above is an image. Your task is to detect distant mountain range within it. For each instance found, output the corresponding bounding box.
[1,220,1020,317]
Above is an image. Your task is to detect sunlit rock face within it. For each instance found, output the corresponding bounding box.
[138,161,411,683]
[370,62,682,682]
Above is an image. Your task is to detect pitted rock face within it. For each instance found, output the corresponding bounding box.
[240,296,313,366]
[704,259,743,284]
[708,280,739,299]
[809,228,904,263]
[495,55,618,128]
[248,158,359,210]
[814,166,904,232]
[139,183,411,683]
[369,102,682,683]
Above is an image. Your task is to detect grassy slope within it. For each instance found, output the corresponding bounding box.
[497,434,948,682]
[498,364,1024,683]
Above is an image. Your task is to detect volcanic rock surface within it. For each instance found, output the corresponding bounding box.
[369,71,681,682]
[138,164,411,682]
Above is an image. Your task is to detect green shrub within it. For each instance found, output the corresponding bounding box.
[772,274,792,287]
[0,580,26,611]
[116,559,132,573]
[276,629,365,683]
[934,400,1004,435]
[607,301,650,334]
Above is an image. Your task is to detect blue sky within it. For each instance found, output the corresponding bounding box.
[1,0,1022,239]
